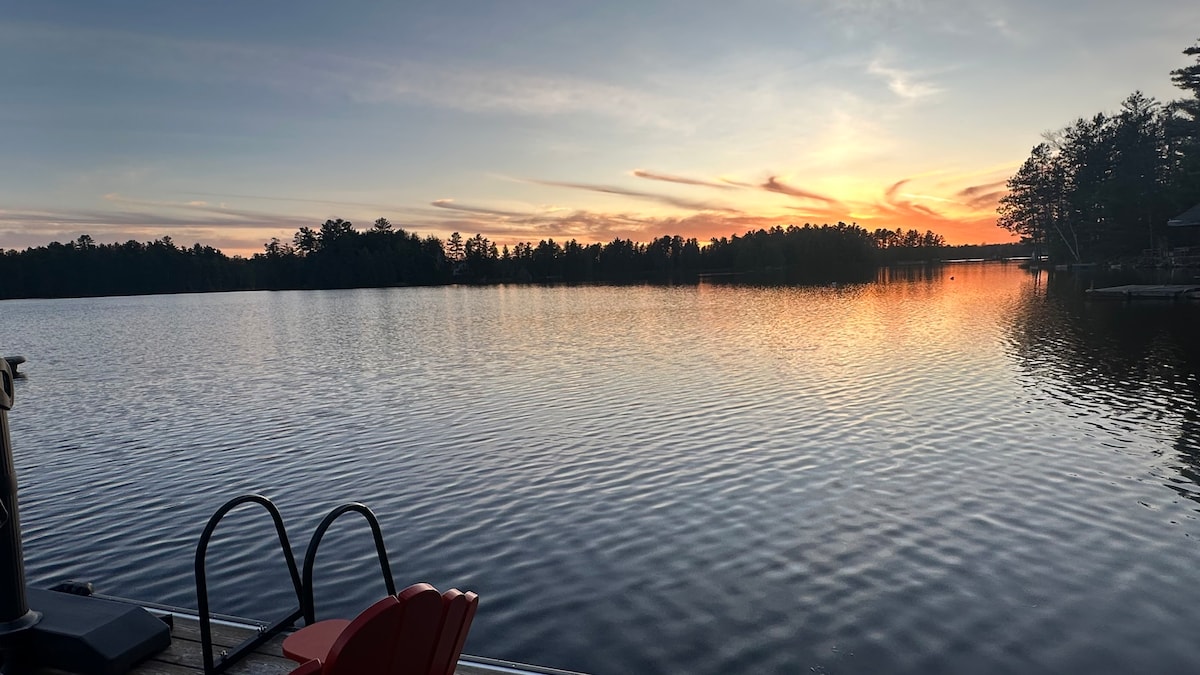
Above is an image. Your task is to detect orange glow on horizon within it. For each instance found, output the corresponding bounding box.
[29,169,1017,258]
[213,199,1014,257]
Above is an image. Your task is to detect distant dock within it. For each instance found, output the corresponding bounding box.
[1085,284,1200,300]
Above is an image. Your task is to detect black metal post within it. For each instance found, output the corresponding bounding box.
[0,356,40,637]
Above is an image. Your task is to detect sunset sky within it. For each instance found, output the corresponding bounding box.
[3,1,1199,256]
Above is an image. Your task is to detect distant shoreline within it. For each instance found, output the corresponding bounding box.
[0,252,1035,302]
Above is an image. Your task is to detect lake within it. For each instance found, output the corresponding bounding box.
[3,262,1200,674]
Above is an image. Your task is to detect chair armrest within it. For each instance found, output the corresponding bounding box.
[288,658,324,675]
[282,619,351,663]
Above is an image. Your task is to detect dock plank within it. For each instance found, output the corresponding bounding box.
[34,612,579,675]
[1086,284,1200,299]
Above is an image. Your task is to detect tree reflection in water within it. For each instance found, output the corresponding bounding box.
[1007,268,1200,504]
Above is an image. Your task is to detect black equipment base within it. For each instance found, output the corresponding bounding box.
[14,588,171,674]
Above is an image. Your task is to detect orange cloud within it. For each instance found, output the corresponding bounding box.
[431,199,529,218]
[631,169,735,189]
[955,180,1009,210]
[522,178,740,212]
[836,178,1012,244]
[761,177,839,204]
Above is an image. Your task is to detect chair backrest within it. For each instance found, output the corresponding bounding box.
[426,589,480,675]
[388,583,444,674]
[321,595,403,674]
[314,583,480,675]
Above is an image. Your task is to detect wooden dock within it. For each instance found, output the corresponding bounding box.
[34,612,577,675]
[1085,284,1200,300]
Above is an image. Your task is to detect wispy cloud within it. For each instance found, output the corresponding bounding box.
[932,162,1023,188]
[986,15,1023,42]
[838,176,1009,243]
[761,177,839,204]
[356,65,683,129]
[0,193,325,255]
[522,178,740,213]
[425,209,799,246]
[631,169,735,190]
[101,193,317,224]
[180,191,406,212]
[0,204,312,231]
[955,180,1009,209]
[430,199,530,218]
[867,58,942,100]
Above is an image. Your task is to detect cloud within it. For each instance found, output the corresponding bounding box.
[631,170,735,190]
[846,176,1012,244]
[472,170,1009,245]
[0,226,269,256]
[523,178,740,213]
[0,206,310,231]
[0,196,322,255]
[356,66,684,129]
[881,179,943,217]
[180,191,406,212]
[986,16,1022,42]
[100,193,322,225]
[429,209,804,246]
[932,162,1023,188]
[761,177,838,204]
[866,59,941,100]
[955,180,1009,209]
[430,199,529,218]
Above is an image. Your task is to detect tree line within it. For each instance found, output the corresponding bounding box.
[0,220,994,299]
[998,39,1200,262]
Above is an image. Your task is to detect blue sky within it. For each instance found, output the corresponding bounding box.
[3,1,1199,254]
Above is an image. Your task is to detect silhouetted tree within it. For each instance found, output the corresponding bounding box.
[1167,39,1200,209]
[293,227,319,255]
[446,232,464,262]
[1000,39,1200,261]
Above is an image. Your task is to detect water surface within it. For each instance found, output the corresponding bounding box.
[4,263,1200,674]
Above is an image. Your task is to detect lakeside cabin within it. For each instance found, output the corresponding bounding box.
[1133,202,1200,267]
[1086,204,1200,299]
[1168,202,1200,230]
[1163,202,1200,264]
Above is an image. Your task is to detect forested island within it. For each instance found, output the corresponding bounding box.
[998,39,1200,262]
[0,221,1024,300]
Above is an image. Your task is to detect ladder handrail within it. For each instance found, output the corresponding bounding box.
[194,494,304,675]
[301,502,396,625]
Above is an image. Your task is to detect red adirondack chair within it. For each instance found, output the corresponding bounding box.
[282,582,479,675]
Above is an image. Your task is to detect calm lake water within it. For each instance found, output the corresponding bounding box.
[4,262,1200,674]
